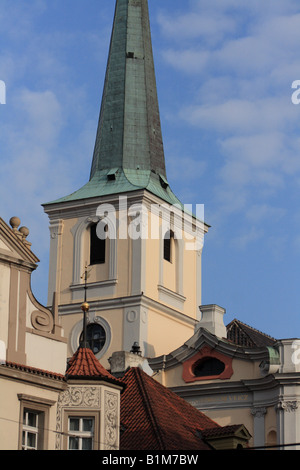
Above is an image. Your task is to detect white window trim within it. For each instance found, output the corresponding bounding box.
[68,416,95,450]
[18,394,55,451]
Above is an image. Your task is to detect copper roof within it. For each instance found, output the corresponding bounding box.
[44,0,184,210]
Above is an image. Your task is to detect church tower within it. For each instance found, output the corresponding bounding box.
[43,0,208,367]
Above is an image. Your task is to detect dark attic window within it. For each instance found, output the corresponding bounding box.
[90,223,107,265]
[193,357,225,378]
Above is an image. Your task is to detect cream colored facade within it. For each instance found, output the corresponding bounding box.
[43,191,207,368]
[148,306,300,450]
[2,0,300,451]
[0,365,65,450]
[0,216,123,450]
[0,216,66,372]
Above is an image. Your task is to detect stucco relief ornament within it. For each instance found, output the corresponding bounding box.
[55,387,101,449]
[31,309,54,333]
[251,407,267,418]
[276,399,298,412]
[104,392,118,449]
[59,386,100,408]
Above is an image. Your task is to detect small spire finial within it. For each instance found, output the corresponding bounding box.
[9,216,21,231]
[80,263,90,348]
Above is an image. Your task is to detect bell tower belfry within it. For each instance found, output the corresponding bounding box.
[43,0,208,367]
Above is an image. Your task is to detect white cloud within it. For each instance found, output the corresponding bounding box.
[181,98,296,135]
[162,48,209,74]
[232,226,265,250]
[245,204,286,223]
[157,10,236,46]
[156,1,300,249]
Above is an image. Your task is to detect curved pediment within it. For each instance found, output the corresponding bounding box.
[149,325,272,374]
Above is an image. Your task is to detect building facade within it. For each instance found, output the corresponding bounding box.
[1,0,300,451]
[42,0,207,368]
[0,216,124,450]
[149,306,300,450]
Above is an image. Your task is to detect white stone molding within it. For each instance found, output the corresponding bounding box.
[275,398,300,450]
[157,285,186,311]
[123,305,148,356]
[128,203,147,296]
[47,219,64,306]
[159,223,184,300]
[251,406,267,448]
[275,400,298,412]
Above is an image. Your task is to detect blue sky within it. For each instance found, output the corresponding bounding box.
[1,0,300,341]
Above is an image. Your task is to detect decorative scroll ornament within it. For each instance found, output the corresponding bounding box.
[31,310,54,333]
[251,407,267,418]
[104,391,118,450]
[276,400,299,413]
[59,386,100,408]
[56,386,101,450]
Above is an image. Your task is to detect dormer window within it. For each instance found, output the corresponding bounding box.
[193,357,225,377]
[182,346,234,383]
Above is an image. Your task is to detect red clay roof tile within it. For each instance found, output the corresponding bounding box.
[3,361,65,380]
[65,347,122,387]
[120,367,221,450]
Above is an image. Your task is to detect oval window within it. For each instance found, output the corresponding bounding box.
[193,357,225,377]
[80,323,106,354]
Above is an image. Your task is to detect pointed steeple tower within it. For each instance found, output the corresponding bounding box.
[43,0,207,367]
[90,0,166,179]
[49,0,180,207]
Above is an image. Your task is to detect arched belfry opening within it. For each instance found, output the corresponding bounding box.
[163,230,174,263]
[90,222,107,266]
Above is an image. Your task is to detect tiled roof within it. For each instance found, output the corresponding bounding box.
[65,347,123,387]
[202,424,245,438]
[120,367,221,451]
[227,319,276,348]
[2,361,65,381]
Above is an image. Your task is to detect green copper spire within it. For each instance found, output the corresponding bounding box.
[90,0,166,179]
[46,0,181,207]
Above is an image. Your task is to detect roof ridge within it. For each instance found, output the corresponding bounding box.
[133,367,166,449]
[3,361,65,380]
[127,367,221,441]
[228,318,276,341]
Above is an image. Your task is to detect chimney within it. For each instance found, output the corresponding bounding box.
[196,305,227,338]
[109,343,153,378]
[0,340,6,365]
